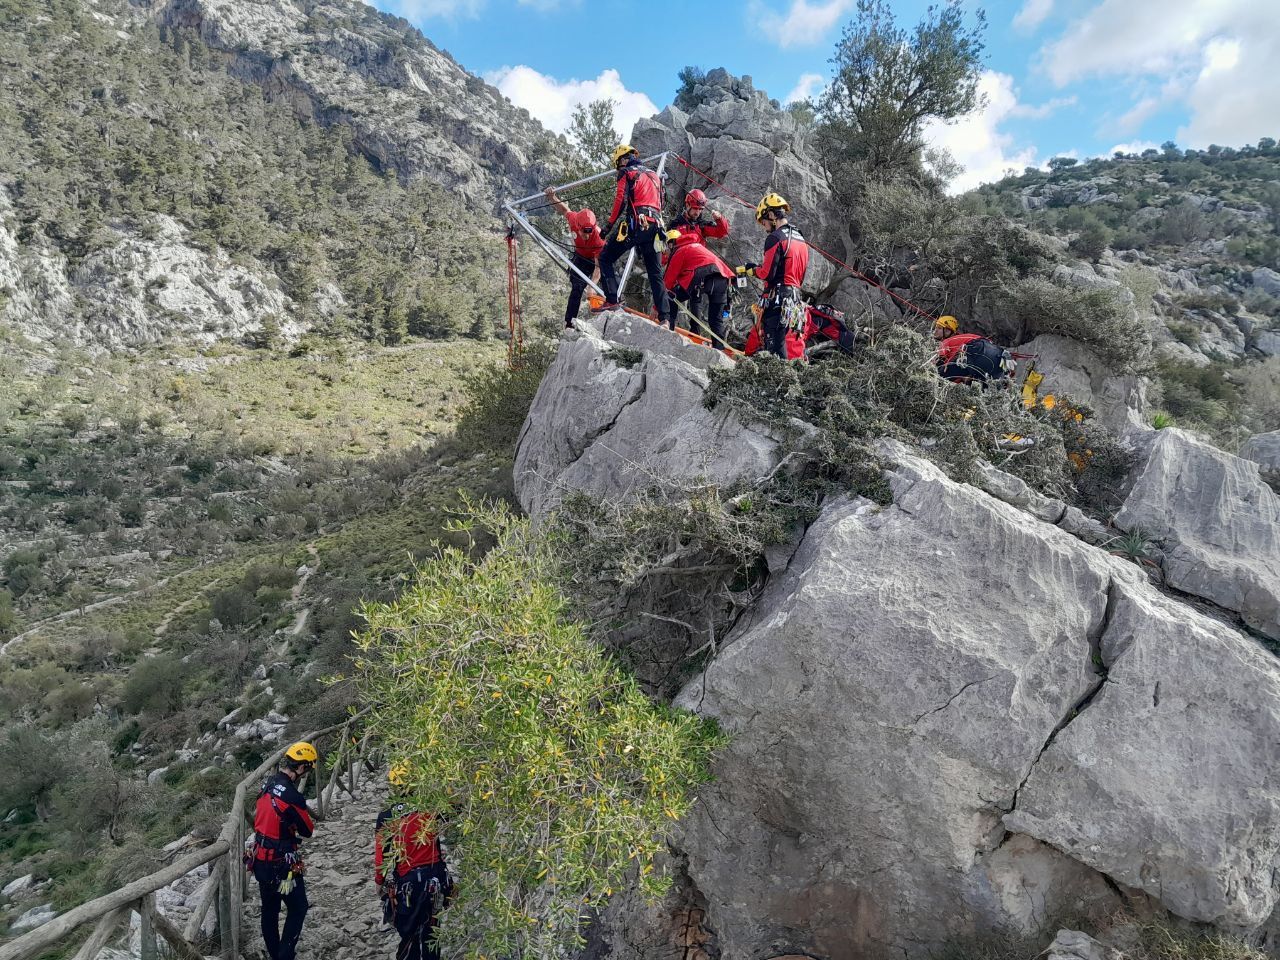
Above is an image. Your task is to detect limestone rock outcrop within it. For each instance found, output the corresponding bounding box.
[1242,430,1280,479]
[1114,428,1280,640]
[630,70,838,293]
[1018,333,1149,434]
[513,311,783,517]
[155,0,558,207]
[519,331,1280,958]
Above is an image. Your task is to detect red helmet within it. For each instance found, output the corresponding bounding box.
[685,189,707,209]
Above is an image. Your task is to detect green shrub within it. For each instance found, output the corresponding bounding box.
[121,654,187,716]
[454,342,556,455]
[1154,359,1241,439]
[1001,275,1151,373]
[352,500,724,959]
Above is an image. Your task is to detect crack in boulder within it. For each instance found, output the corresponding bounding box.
[1004,577,1120,817]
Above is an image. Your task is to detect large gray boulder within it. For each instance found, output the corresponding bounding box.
[1114,428,1280,639]
[1253,267,1280,299]
[1019,333,1149,434]
[1005,581,1280,926]
[513,312,782,517]
[1242,430,1280,478]
[583,444,1280,959]
[630,70,838,294]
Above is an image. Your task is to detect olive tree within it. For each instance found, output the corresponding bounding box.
[352,500,724,959]
[817,0,987,198]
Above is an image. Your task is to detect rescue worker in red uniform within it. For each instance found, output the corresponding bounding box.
[375,764,452,960]
[738,193,810,359]
[662,229,734,343]
[544,187,604,329]
[668,189,729,245]
[598,144,670,324]
[932,315,1011,383]
[252,742,317,960]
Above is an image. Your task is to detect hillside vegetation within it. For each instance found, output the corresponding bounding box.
[0,0,563,347]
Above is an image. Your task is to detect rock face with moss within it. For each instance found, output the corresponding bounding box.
[517,333,1280,958]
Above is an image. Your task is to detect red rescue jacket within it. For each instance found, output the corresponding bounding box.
[375,804,443,885]
[609,161,662,223]
[253,772,314,862]
[564,209,604,259]
[936,333,983,366]
[663,235,733,294]
[669,210,729,243]
[751,224,809,292]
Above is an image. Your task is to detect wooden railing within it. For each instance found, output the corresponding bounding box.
[0,710,376,960]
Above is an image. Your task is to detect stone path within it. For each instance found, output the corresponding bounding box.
[242,781,396,960]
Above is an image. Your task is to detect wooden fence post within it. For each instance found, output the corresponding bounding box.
[139,895,157,960]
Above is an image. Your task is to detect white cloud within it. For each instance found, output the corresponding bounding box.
[1039,0,1280,148]
[756,0,853,49]
[785,73,826,105]
[1112,96,1160,135]
[1108,140,1160,156]
[484,66,658,140]
[1012,0,1053,34]
[1009,95,1076,119]
[1179,31,1280,147]
[394,0,485,18]
[924,71,1040,194]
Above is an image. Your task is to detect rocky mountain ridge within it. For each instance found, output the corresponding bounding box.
[0,0,566,351]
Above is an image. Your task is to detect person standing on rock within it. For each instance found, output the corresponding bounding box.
[251,741,318,960]
[598,144,671,324]
[662,228,734,343]
[738,193,809,359]
[544,187,604,330]
[376,764,452,960]
[669,189,730,246]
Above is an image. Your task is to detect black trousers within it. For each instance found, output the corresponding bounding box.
[254,862,308,960]
[563,252,595,327]
[685,270,728,344]
[599,221,669,322]
[761,307,787,358]
[385,865,449,960]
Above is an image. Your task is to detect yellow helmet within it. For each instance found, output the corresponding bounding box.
[755,193,789,222]
[611,143,637,167]
[935,315,959,333]
[388,763,410,787]
[285,741,317,764]
[665,229,682,243]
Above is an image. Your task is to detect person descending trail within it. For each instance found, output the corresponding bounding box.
[543,187,605,330]
[737,193,810,359]
[662,229,735,341]
[375,765,453,960]
[669,189,729,245]
[598,144,671,323]
[932,315,1016,385]
[251,742,318,960]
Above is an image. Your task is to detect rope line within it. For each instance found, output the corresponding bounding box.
[672,155,938,322]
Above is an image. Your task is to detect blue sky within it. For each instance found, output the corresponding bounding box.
[372,0,1280,191]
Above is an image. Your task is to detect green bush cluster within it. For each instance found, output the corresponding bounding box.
[352,500,724,959]
[1000,276,1151,373]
